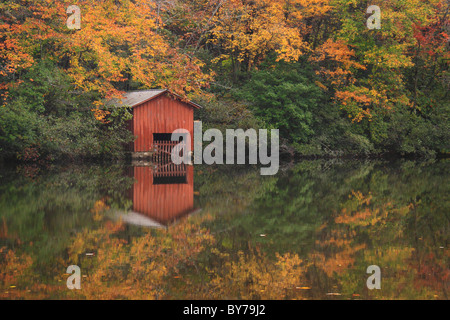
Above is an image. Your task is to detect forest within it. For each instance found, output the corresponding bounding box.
[0,0,449,162]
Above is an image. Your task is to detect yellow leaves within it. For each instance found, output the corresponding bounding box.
[333,190,414,230]
[59,215,215,299]
[335,207,376,225]
[0,37,34,81]
[210,247,230,259]
[316,236,352,249]
[209,0,310,69]
[351,190,372,206]
[310,36,414,123]
[334,85,380,122]
[0,0,210,104]
[364,46,414,70]
[368,247,415,265]
[209,248,306,300]
[91,198,110,221]
[310,244,367,277]
[0,248,33,296]
[91,108,111,124]
[297,0,332,18]
[335,90,372,107]
[310,39,366,71]
[334,190,379,226]
[309,39,377,121]
[315,80,328,91]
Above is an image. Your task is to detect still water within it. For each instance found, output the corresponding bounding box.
[0,160,448,299]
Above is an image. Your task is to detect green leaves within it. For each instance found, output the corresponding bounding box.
[238,62,323,144]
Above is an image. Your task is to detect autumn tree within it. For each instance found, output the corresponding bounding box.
[0,0,212,105]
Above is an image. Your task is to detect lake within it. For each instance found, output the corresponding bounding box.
[0,159,448,299]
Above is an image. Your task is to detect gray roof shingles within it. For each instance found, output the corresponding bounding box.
[108,89,202,109]
[111,89,167,107]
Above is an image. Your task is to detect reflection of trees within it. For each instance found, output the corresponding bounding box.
[207,249,306,300]
[0,165,134,269]
[0,249,33,299]
[304,161,449,299]
[203,160,448,299]
[1,215,216,299]
[194,164,277,216]
[0,160,448,299]
[65,215,215,299]
[209,161,377,255]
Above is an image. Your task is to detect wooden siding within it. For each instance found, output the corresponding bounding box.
[132,94,194,152]
[132,165,194,225]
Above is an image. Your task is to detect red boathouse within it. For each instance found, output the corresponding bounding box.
[113,89,202,153]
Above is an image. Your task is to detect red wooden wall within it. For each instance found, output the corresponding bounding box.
[132,165,194,225]
[132,94,194,152]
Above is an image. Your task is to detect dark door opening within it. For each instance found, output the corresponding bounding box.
[153,175,187,185]
[153,133,187,142]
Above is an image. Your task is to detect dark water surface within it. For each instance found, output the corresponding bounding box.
[0,160,448,299]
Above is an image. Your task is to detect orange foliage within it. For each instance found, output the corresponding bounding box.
[209,249,307,300]
[309,39,376,122]
[0,248,34,299]
[0,0,212,110]
[64,216,214,299]
[310,243,367,277]
[209,0,333,70]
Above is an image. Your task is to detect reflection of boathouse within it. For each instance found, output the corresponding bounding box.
[119,164,198,229]
[133,164,194,225]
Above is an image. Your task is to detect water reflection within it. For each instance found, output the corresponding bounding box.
[0,160,448,299]
[118,164,199,228]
